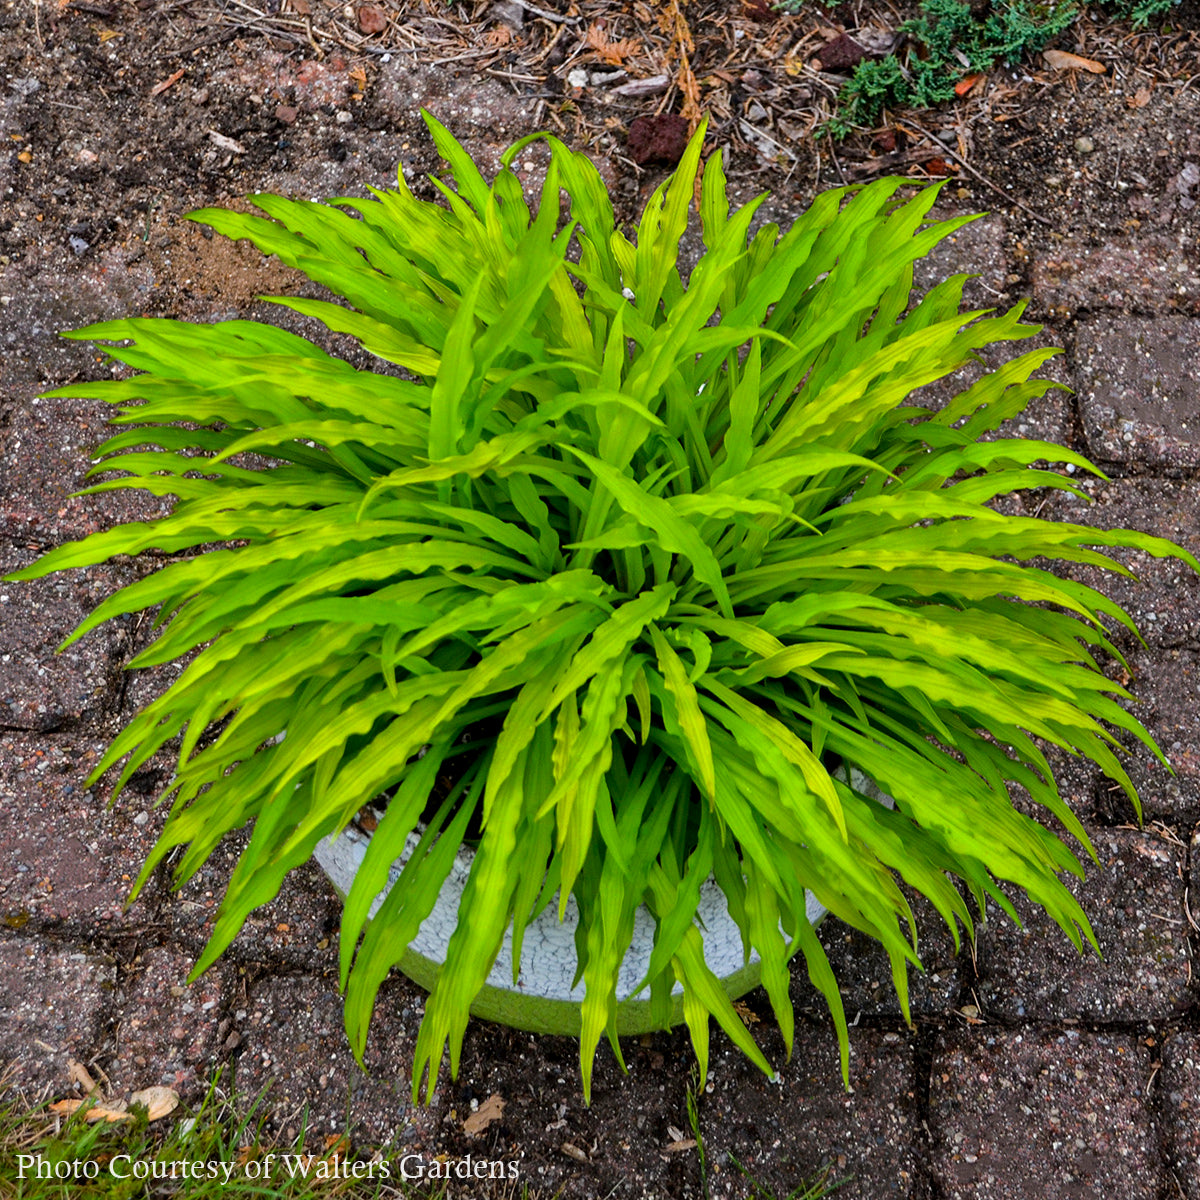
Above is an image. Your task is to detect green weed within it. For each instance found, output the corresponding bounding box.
[795,0,1181,136]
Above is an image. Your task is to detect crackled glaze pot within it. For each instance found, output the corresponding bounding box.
[313,768,891,1035]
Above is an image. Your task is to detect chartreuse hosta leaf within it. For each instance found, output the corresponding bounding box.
[10,110,1197,1104]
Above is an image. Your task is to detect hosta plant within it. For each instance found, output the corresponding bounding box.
[12,113,1194,1104]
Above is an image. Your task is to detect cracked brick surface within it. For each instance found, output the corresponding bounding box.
[1030,232,1200,319]
[107,947,233,1099]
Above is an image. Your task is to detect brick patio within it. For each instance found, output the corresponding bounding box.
[1,74,1197,1200]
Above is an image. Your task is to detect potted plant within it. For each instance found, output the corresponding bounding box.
[309,761,890,1040]
[10,113,1193,1105]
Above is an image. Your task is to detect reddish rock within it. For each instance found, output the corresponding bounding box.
[627,114,690,167]
[356,4,388,34]
[817,33,866,72]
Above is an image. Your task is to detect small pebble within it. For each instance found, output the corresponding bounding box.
[1075,136,1094,154]
[335,110,353,124]
[567,67,589,89]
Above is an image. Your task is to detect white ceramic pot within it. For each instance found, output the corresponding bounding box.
[313,768,891,1035]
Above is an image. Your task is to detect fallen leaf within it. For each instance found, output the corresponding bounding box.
[320,1133,350,1168]
[955,73,984,97]
[462,1093,505,1137]
[356,4,387,34]
[150,68,185,96]
[732,999,760,1025]
[208,129,247,154]
[924,157,956,176]
[1128,87,1152,109]
[129,1087,179,1121]
[1042,49,1105,74]
[585,22,641,66]
[97,29,121,42]
[50,1099,132,1124]
[782,50,806,77]
[67,1060,100,1097]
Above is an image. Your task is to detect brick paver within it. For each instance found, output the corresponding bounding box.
[0,934,116,1094]
[1075,315,1200,470]
[976,824,1192,1023]
[108,947,233,1097]
[1162,1032,1200,1200]
[700,1026,921,1200]
[0,732,159,925]
[929,1030,1158,1200]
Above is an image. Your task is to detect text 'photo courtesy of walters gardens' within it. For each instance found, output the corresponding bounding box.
[15,1150,521,1185]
